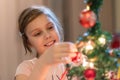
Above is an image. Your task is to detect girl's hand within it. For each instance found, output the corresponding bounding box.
[38,42,77,67]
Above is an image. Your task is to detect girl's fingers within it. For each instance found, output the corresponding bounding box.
[55,42,78,53]
[46,42,79,64]
[56,57,72,64]
[56,52,77,60]
[56,52,77,64]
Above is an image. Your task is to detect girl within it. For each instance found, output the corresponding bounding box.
[15,6,78,80]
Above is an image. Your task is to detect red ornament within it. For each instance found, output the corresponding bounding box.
[111,33,120,49]
[79,9,96,28]
[71,52,81,63]
[84,68,96,80]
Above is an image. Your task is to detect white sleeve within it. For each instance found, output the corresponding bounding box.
[15,61,32,77]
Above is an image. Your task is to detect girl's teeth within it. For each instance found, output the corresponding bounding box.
[46,41,54,46]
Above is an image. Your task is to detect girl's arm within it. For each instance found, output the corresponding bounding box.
[15,42,77,80]
[15,58,50,80]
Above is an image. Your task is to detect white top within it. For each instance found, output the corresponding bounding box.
[15,58,67,80]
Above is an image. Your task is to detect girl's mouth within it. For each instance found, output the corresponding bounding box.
[44,40,56,47]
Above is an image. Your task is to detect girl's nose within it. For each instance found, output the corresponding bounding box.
[44,31,51,39]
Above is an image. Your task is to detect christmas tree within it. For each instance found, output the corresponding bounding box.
[61,0,120,80]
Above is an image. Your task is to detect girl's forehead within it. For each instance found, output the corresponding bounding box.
[27,15,48,27]
[25,14,57,32]
[29,14,54,26]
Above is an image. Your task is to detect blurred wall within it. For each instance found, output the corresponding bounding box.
[0,0,117,80]
[0,0,43,80]
[115,0,120,33]
[0,0,19,80]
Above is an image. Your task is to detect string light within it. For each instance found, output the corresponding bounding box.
[84,41,94,54]
[86,5,90,10]
[98,35,106,46]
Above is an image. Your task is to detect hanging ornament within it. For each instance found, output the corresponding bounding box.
[79,6,97,28]
[72,52,81,63]
[84,68,96,80]
[111,33,120,49]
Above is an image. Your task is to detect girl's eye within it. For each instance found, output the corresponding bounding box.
[48,26,54,30]
[34,32,42,36]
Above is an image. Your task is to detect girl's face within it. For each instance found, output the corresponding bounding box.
[25,14,60,55]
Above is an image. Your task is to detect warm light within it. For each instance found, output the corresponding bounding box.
[85,44,94,50]
[82,57,94,68]
[89,56,98,62]
[98,36,106,45]
[89,62,94,68]
[81,41,95,54]
[82,57,89,67]
[83,61,89,67]
[85,41,94,51]
[82,61,94,68]
[86,5,90,10]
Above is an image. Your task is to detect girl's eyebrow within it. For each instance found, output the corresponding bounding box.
[30,28,40,33]
[29,28,40,34]
[46,21,53,26]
